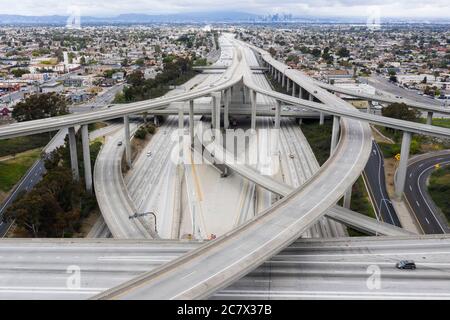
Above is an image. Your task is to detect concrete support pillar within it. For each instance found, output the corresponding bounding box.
[224,89,230,129]
[251,89,257,130]
[213,93,221,131]
[189,100,194,147]
[343,187,352,209]
[211,96,216,129]
[275,100,281,129]
[178,104,184,130]
[282,74,285,88]
[292,82,296,97]
[81,125,92,194]
[395,131,412,199]
[286,78,290,92]
[309,93,314,101]
[68,127,79,182]
[124,115,132,168]
[319,112,325,126]
[299,86,304,99]
[330,116,340,154]
[367,101,372,114]
[427,111,433,125]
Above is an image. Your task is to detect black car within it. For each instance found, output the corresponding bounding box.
[396,260,416,270]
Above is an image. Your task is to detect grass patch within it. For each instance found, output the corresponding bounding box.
[344,177,377,237]
[0,149,41,192]
[300,119,332,166]
[347,228,367,237]
[88,122,108,132]
[350,176,376,219]
[376,122,450,157]
[419,117,450,129]
[428,165,450,225]
[0,133,51,158]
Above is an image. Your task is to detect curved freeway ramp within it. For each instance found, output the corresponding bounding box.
[94,125,155,239]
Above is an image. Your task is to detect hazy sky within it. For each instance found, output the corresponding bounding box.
[0,0,449,18]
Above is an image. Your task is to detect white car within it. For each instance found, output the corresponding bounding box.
[147,151,152,157]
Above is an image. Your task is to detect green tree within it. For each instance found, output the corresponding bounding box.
[269,47,277,57]
[11,68,30,78]
[311,48,321,58]
[12,93,68,122]
[127,70,145,87]
[382,103,420,122]
[337,47,350,58]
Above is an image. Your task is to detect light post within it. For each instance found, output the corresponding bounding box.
[129,212,157,234]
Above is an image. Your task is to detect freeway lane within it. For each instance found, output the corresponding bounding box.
[0,235,449,299]
[367,74,444,107]
[363,141,400,226]
[404,151,450,234]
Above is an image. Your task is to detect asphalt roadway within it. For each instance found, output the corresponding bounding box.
[404,151,450,234]
[363,141,401,226]
[0,235,449,300]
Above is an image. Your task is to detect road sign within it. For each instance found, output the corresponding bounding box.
[395,153,401,161]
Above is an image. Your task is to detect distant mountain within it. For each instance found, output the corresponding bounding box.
[0,12,448,25]
[0,11,261,25]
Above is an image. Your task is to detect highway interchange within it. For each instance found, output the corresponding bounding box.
[0,34,449,299]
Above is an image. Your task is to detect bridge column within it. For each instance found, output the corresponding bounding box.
[282,74,285,88]
[213,92,221,132]
[251,89,257,130]
[427,111,433,125]
[299,86,304,99]
[242,85,247,104]
[211,96,216,129]
[68,127,80,182]
[319,112,325,126]
[330,116,340,154]
[178,103,184,130]
[189,100,195,147]
[395,131,412,199]
[286,78,290,92]
[343,187,352,209]
[275,100,281,129]
[81,125,92,194]
[292,82,296,97]
[124,116,132,168]
[224,89,230,129]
